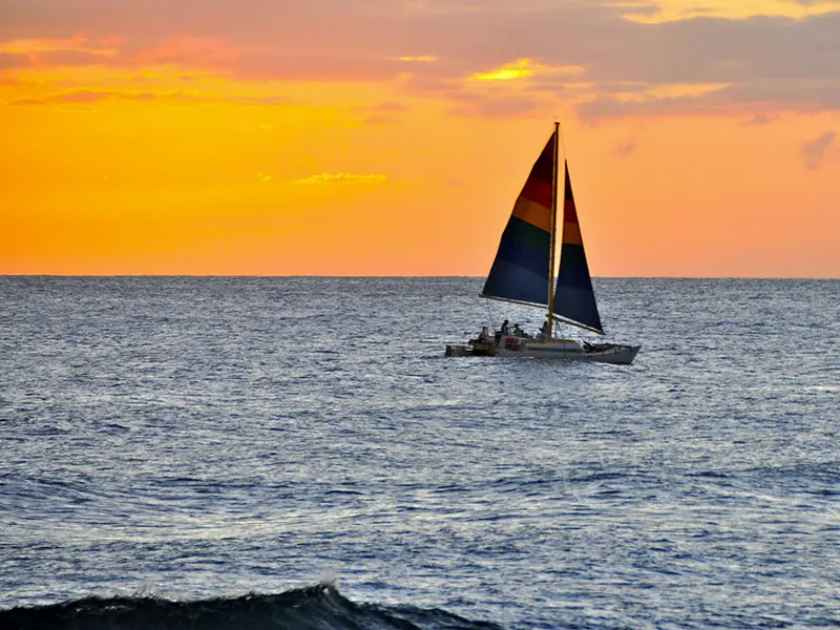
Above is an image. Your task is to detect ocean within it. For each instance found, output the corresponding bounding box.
[1,277,838,629]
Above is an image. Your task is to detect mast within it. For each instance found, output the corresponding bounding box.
[546,122,559,338]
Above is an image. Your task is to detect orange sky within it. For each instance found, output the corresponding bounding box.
[2,1,839,277]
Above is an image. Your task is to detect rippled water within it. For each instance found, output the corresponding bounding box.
[1,277,838,629]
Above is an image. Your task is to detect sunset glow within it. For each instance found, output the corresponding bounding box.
[623,0,840,23]
[2,1,839,277]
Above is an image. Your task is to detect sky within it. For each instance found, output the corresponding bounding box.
[2,0,839,277]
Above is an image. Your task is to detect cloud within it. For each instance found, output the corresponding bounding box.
[3,2,840,118]
[742,112,777,125]
[9,89,159,105]
[614,140,637,157]
[361,100,409,124]
[292,172,388,185]
[392,55,438,63]
[0,53,21,69]
[801,131,835,169]
[0,35,119,68]
[468,58,584,82]
[578,76,840,119]
[621,0,840,23]
[577,81,733,119]
[135,36,240,68]
[0,35,118,57]
[449,93,541,118]
[470,58,542,82]
[368,101,408,113]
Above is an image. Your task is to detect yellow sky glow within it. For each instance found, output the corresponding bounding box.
[624,0,840,23]
[395,55,439,63]
[469,59,586,84]
[471,58,541,82]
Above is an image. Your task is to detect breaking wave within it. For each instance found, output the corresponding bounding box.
[0,584,501,630]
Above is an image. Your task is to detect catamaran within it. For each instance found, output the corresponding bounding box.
[445,123,640,365]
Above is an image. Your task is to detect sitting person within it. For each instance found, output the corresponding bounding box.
[500,319,510,336]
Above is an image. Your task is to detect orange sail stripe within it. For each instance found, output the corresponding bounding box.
[562,221,582,245]
[512,196,551,232]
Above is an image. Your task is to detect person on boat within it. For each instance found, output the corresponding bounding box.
[538,319,551,340]
[500,320,510,336]
[495,320,509,344]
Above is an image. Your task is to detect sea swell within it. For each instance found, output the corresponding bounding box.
[0,584,501,630]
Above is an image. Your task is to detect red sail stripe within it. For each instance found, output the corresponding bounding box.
[563,163,579,224]
[520,178,552,208]
[564,197,579,224]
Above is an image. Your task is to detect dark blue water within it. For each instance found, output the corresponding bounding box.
[1,277,838,629]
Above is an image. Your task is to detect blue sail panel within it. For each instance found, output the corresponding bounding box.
[553,163,604,334]
[482,216,550,305]
[554,244,603,333]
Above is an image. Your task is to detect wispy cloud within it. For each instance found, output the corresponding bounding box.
[468,58,584,82]
[614,140,637,157]
[135,36,241,67]
[742,112,777,126]
[392,55,438,63]
[470,58,540,82]
[0,36,118,58]
[362,100,409,124]
[10,90,159,106]
[801,131,836,169]
[578,81,734,119]
[621,0,840,23]
[292,172,388,185]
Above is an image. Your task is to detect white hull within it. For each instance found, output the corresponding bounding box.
[445,335,640,365]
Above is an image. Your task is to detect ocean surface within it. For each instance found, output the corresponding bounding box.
[1,277,838,629]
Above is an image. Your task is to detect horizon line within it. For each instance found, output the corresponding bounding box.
[2,274,839,280]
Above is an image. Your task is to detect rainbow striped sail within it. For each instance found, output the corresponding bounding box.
[554,163,603,334]
[481,132,556,307]
[481,128,604,335]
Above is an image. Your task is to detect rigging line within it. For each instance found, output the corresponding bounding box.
[484,299,494,328]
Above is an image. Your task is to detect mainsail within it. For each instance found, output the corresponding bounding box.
[481,132,556,307]
[553,163,604,334]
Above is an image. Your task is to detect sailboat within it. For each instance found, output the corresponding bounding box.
[445,123,640,365]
